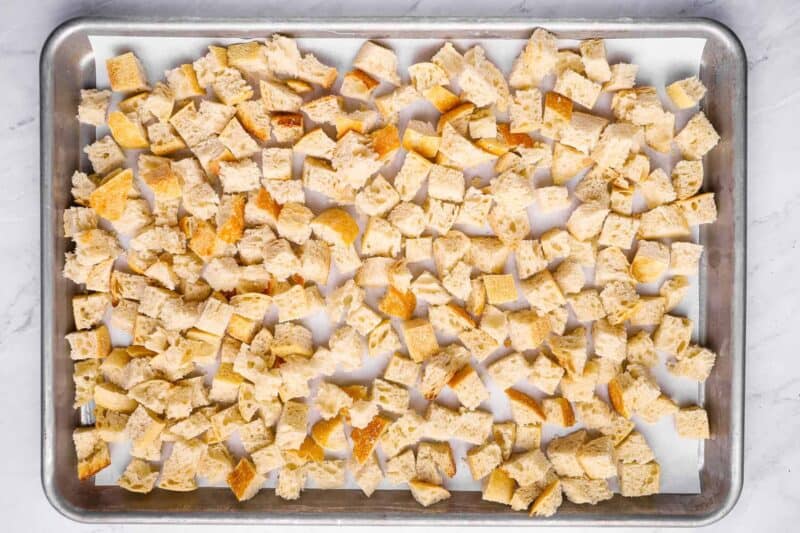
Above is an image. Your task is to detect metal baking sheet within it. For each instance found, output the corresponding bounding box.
[41,17,745,526]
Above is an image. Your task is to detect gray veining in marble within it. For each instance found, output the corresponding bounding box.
[3,0,797,530]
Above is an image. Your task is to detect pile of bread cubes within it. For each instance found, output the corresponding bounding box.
[66,28,720,515]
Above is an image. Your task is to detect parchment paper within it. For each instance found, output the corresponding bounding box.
[87,32,706,494]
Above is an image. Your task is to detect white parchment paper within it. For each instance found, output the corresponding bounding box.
[87,32,706,494]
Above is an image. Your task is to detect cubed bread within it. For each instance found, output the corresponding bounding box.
[547,429,587,477]
[409,479,451,507]
[674,112,720,160]
[561,477,613,505]
[403,318,440,362]
[675,405,710,439]
[386,449,417,484]
[506,388,546,425]
[107,52,149,92]
[503,448,552,486]
[449,365,490,410]
[482,468,516,505]
[73,427,111,480]
[666,76,706,109]
[542,397,575,427]
[351,414,391,464]
[608,369,661,419]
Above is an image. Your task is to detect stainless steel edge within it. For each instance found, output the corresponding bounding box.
[41,16,746,526]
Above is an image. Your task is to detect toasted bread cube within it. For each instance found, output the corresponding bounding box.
[402,318,439,362]
[543,397,575,427]
[420,345,470,400]
[554,70,601,109]
[73,427,111,480]
[481,468,515,505]
[464,442,502,481]
[275,465,306,501]
[674,112,720,160]
[546,429,588,477]
[520,270,566,314]
[384,353,421,388]
[653,314,693,356]
[603,63,638,92]
[561,477,613,505]
[597,213,640,250]
[487,352,531,389]
[507,309,551,352]
[509,88,542,133]
[349,453,383,497]
[66,324,111,360]
[666,76,707,109]
[630,240,670,283]
[449,365,489,410]
[106,52,149,92]
[580,39,611,83]
[340,68,379,101]
[117,458,159,494]
[676,405,711,439]
[409,479,451,507]
[480,274,516,305]
[639,204,690,240]
[671,160,704,200]
[352,414,391,464]
[615,431,656,465]
[77,88,111,126]
[608,369,661,419]
[627,330,658,367]
[310,416,348,452]
[618,461,660,497]
[503,448,552,486]
[509,28,558,88]
[567,289,606,322]
[274,401,308,450]
[667,344,717,381]
[506,388,546,425]
[458,327,499,362]
[576,435,616,479]
[386,449,417,484]
[352,41,400,85]
[382,411,426,458]
[676,192,718,226]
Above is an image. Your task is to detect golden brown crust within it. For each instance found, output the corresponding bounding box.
[89,168,133,221]
[351,414,390,464]
[371,124,401,161]
[217,194,246,244]
[379,286,417,320]
[227,458,259,501]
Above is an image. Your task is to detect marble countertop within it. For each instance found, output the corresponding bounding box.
[4,0,795,530]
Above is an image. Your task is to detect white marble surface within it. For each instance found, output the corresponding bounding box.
[2,0,796,530]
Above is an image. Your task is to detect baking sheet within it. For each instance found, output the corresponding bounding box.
[87,32,705,494]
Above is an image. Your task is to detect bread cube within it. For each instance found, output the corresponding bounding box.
[618,461,660,497]
[639,204,691,240]
[506,388,546,425]
[449,365,489,410]
[482,468,516,505]
[676,405,711,439]
[677,192,718,226]
[667,344,717,381]
[608,369,661,419]
[503,448,552,486]
[603,63,638,92]
[666,76,707,109]
[73,427,111,480]
[409,479,451,507]
[671,160,704,200]
[386,449,417,484]
[674,112,720,160]
[507,309,551,352]
[561,477,613,505]
[653,314,693,356]
[351,414,391,464]
[340,68,379,101]
[381,411,425,457]
[597,213,640,249]
[627,330,658,367]
[546,429,588,478]
[106,52,149,92]
[452,408,494,445]
[487,352,531,389]
[543,397,575,427]
[466,442,503,480]
[615,431,656,465]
